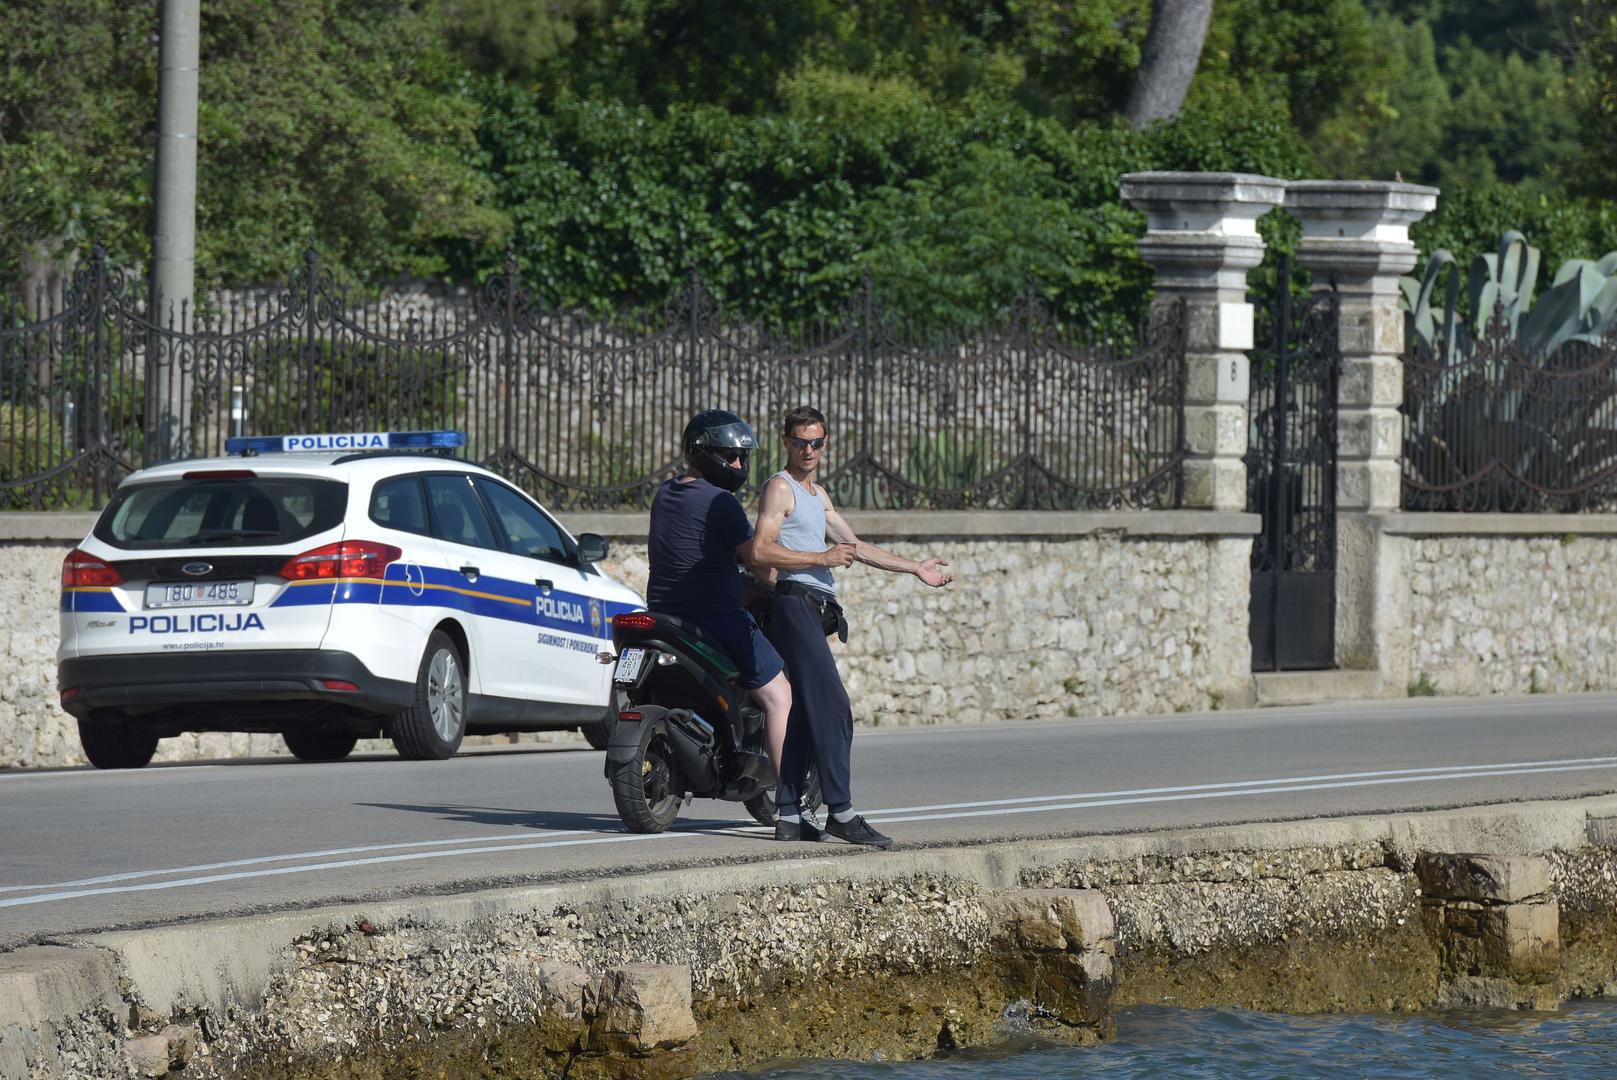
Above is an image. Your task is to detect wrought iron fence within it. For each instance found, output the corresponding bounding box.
[1402,307,1617,512]
[0,249,1187,512]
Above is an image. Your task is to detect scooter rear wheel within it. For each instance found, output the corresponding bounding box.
[743,762,823,827]
[611,732,682,833]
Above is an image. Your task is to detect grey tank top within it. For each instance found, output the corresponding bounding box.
[774,471,837,596]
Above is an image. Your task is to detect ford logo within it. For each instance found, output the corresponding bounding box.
[181,561,213,576]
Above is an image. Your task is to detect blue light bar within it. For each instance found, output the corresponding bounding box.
[225,431,467,455]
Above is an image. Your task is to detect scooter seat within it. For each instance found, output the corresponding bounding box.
[636,612,742,684]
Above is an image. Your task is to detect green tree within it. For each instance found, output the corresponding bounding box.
[0,0,156,294]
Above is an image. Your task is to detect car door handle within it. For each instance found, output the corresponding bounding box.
[535,578,553,593]
[459,565,480,580]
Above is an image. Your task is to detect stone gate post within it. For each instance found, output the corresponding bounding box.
[1120,172,1287,509]
[1285,181,1438,677]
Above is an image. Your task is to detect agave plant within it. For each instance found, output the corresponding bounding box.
[1399,232,1617,511]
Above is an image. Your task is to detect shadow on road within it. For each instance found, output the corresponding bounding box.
[357,801,760,837]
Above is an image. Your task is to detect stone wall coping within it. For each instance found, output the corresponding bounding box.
[1285,180,1440,215]
[1375,512,1617,537]
[0,512,97,542]
[0,510,1263,543]
[558,510,1261,541]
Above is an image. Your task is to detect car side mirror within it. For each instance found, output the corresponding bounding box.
[576,532,610,564]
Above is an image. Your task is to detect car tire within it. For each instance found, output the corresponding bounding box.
[282,730,359,762]
[580,707,612,751]
[391,631,467,760]
[77,716,158,770]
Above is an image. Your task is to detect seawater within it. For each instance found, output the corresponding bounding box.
[702,998,1617,1078]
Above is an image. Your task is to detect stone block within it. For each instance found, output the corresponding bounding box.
[124,1034,171,1077]
[1335,460,1402,512]
[1182,459,1249,511]
[1185,353,1249,405]
[1478,901,1559,977]
[589,964,699,1053]
[1185,403,1249,457]
[1338,355,1405,409]
[536,959,593,1022]
[1335,410,1403,460]
[984,888,1115,954]
[1416,853,1551,904]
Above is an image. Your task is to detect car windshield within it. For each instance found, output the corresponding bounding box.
[95,476,347,549]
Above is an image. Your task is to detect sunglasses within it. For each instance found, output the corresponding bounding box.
[787,436,827,451]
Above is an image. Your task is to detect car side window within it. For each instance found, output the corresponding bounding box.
[369,475,428,535]
[473,478,572,563]
[424,474,499,549]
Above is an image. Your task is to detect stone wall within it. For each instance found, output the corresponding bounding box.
[1,510,1257,768]
[1382,515,1617,697]
[598,525,1255,727]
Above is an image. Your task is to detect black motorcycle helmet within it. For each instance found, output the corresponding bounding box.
[682,409,757,492]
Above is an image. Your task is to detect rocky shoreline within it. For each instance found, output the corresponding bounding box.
[6,797,1617,1078]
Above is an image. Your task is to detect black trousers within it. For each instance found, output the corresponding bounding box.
[767,589,853,814]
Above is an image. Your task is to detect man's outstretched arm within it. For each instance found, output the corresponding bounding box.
[822,502,952,587]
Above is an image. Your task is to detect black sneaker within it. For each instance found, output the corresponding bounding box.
[774,813,823,842]
[824,814,894,849]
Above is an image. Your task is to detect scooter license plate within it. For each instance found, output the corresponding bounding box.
[614,648,646,684]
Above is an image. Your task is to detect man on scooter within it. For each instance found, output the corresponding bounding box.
[752,405,954,848]
[645,409,855,784]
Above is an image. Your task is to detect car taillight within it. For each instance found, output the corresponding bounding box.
[62,549,123,588]
[279,541,402,581]
[613,613,656,631]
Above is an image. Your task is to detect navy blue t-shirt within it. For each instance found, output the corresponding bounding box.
[646,477,752,618]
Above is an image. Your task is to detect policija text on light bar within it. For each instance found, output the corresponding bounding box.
[224,431,468,455]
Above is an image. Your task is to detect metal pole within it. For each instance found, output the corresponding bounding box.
[149,0,200,462]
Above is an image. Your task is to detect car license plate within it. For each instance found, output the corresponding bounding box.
[145,580,255,609]
[614,647,646,684]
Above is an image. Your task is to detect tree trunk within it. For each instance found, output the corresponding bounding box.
[1124,0,1215,129]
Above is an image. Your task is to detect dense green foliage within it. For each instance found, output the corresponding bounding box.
[4,0,1616,326]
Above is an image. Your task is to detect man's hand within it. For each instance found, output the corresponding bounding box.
[915,557,953,587]
[821,542,857,568]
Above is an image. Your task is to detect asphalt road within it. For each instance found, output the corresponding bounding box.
[4,692,1617,949]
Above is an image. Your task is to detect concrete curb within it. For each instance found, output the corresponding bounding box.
[5,792,1615,1048]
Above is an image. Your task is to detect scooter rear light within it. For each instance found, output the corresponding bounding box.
[618,711,643,723]
[613,613,656,631]
[62,549,124,588]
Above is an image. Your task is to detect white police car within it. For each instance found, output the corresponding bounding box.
[57,430,643,768]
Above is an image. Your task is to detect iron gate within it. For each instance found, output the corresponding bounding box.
[1245,262,1341,671]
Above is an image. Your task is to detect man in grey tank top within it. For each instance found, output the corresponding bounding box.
[752,405,954,847]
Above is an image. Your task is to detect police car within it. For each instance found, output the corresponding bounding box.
[57,430,643,768]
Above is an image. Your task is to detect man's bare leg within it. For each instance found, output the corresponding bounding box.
[750,670,792,772]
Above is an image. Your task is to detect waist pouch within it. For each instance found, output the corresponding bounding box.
[777,581,848,642]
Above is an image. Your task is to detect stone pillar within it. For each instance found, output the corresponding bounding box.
[1286,181,1438,676]
[1415,853,1560,1011]
[1120,172,1287,510]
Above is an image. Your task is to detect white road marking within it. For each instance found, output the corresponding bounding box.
[4,755,1617,910]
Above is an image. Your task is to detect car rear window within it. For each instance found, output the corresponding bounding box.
[95,476,348,549]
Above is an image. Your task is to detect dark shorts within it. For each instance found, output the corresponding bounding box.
[685,609,784,691]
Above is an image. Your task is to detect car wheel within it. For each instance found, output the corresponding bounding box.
[282,729,359,762]
[391,631,466,760]
[77,715,159,770]
[744,762,823,827]
[580,707,612,750]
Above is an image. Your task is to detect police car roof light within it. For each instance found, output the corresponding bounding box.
[225,430,467,456]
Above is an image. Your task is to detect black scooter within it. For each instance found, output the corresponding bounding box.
[604,582,821,833]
